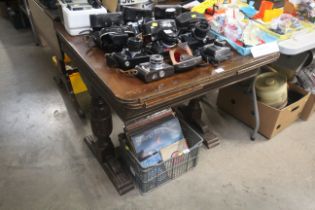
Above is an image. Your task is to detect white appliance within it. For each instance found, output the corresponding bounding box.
[60,0,107,36]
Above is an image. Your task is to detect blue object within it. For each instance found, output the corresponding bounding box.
[131,117,185,162]
[240,1,258,18]
[210,30,278,56]
[140,152,162,168]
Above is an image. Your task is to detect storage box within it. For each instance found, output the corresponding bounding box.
[217,84,310,139]
[301,94,315,120]
[120,119,203,193]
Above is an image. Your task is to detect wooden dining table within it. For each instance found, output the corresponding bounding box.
[55,22,280,195]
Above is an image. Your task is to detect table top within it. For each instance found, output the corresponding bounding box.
[55,22,279,114]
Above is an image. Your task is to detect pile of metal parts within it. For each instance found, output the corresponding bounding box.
[89,4,232,83]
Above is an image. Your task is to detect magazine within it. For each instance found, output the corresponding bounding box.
[130,116,186,167]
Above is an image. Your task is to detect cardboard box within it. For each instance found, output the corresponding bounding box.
[301,94,315,120]
[217,84,310,139]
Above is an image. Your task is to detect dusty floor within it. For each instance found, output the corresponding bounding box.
[0,18,315,210]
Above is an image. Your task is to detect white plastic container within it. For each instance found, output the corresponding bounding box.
[279,30,315,55]
[62,5,107,36]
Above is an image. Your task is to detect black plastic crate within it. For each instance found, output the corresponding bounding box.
[120,120,203,193]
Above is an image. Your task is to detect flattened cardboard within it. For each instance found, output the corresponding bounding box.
[217,84,310,139]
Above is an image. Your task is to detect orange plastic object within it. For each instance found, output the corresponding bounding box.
[284,0,296,16]
[64,54,71,64]
[205,8,226,22]
[254,1,274,19]
[52,55,72,66]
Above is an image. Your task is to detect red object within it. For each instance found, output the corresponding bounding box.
[235,40,244,46]
[254,1,274,19]
[205,5,219,16]
[174,51,181,62]
[205,7,226,21]
[206,8,215,15]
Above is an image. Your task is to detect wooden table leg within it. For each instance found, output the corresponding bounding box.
[84,95,134,195]
[177,99,220,149]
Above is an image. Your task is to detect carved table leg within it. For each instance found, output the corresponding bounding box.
[177,99,220,149]
[84,96,134,195]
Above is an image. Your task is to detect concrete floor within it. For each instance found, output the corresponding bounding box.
[0,17,315,210]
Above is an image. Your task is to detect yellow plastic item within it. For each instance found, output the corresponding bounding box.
[191,0,217,14]
[263,8,283,22]
[69,72,88,94]
[51,56,58,67]
[51,54,72,67]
